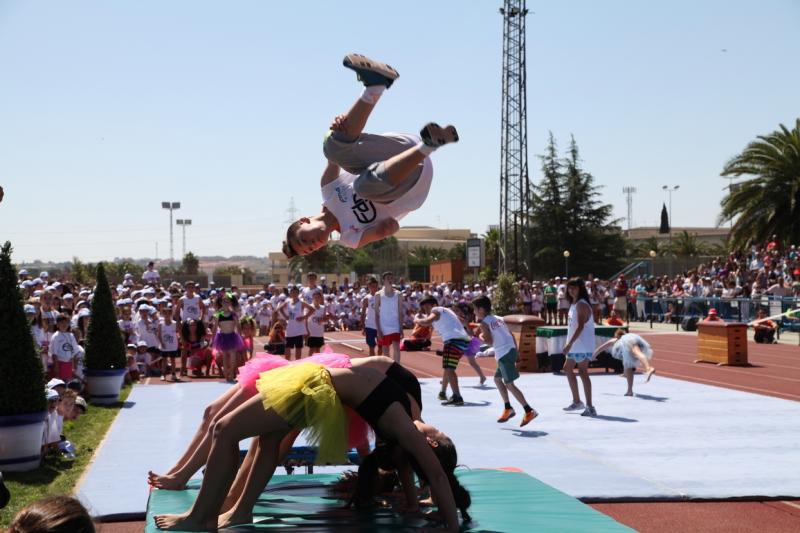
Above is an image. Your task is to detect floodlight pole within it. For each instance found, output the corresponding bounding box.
[176,219,192,257]
[162,201,181,265]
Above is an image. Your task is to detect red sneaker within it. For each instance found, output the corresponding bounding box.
[497,408,515,423]
[520,409,539,427]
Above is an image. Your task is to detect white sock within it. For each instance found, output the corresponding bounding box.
[418,142,436,156]
[360,85,385,104]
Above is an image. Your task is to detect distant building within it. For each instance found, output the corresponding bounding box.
[626,226,729,246]
[394,226,471,252]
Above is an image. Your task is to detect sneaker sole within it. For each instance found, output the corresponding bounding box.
[343,54,399,87]
[420,122,459,147]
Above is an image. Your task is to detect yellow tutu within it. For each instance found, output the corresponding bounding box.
[255,362,347,464]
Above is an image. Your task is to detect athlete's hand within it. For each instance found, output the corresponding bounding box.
[361,328,366,337]
[330,114,348,132]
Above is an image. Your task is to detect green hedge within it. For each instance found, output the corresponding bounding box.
[84,263,126,370]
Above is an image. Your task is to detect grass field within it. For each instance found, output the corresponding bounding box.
[0,384,132,527]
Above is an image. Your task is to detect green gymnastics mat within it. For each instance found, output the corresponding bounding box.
[145,469,631,532]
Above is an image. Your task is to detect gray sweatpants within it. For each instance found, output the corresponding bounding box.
[323,131,423,204]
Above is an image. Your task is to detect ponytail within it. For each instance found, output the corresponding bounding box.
[447,470,472,524]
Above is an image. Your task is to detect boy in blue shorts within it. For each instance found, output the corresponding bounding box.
[472,296,538,426]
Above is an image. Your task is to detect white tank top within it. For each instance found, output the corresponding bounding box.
[283,299,307,337]
[180,295,202,321]
[160,321,179,352]
[482,314,516,359]
[307,305,326,337]
[321,134,433,248]
[364,293,377,329]
[567,300,596,354]
[432,307,468,342]
[377,291,400,334]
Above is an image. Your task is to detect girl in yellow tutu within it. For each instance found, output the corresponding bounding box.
[154,362,468,533]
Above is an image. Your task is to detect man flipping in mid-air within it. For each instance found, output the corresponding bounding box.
[282,53,458,257]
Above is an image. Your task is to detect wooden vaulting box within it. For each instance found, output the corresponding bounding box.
[503,314,546,371]
[696,321,748,366]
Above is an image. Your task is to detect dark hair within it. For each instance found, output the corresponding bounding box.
[368,277,379,285]
[9,495,95,533]
[282,220,303,258]
[471,295,492,314]
[56,313,70,324]
[307,272,317,279]
[419,297,438,308]
[181,319,206,341]
[565,277,590,305]
[381,271,394,280]
[408,436,472,524]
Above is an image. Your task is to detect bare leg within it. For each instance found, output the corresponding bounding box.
[624,368,634,396]
[152,386,239,478]
[220,438,260,514]
[392,341,401,363]
[505,381,529,408]
[219,432,288,528]
[294,346,302,360]
[153,396,291,531]
[149,387,247,489]
[446,369,461,397]
[631,346,655,381]
[495,377,510,404]
[578,360,593,407]
[564,358,581,404]
[467,356,487,385]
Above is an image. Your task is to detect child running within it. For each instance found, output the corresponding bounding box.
[472,296,538,426]
[594,329,655,396]
[282,53,458,257]
[416,297,470,406]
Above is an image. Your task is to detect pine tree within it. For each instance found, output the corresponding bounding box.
[0,242,46,416]
[84,263,127,370]
[528,134,625,277]
[659,203,670,234]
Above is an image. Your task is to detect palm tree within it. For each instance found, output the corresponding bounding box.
[719,119,800,249]
[482,227,500,273]
[669,231,706,257]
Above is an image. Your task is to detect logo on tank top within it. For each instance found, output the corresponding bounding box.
[335,186,348,203]
[351,194,376,224]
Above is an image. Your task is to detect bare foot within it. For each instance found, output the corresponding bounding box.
[624,391,633,397]
[645,368,656,383]
[218,509,253,529]
[148,471,188,490]
[154,512,215,531]
[418,496,434,507]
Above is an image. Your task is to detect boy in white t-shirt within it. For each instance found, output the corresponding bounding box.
[415,297,470,406]
[472,296,538,426]
[374,271,403,363]
[282,53,458,257]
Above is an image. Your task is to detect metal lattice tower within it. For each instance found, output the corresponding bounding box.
[623,186,636,232]
[499,0,531,277]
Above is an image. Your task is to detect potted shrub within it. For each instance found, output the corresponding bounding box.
[83,263,128,404]
[0,241,47,471]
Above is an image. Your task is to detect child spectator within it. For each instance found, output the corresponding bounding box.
[125,344,140,383]
[375,271,403,362]
[305,290,327,356]
[49,314,80,381]
[182,319,213,377]
[265,321,287,356]
[401,319,432,351]
[472,296,538,426]
[751,308,777,344]
[159,306,180,382]
[239,316,257,361]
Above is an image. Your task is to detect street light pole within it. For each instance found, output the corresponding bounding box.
[161,202,181,265]
[563,250,570,278]
[176,219,192,257]
[661,185,679,239]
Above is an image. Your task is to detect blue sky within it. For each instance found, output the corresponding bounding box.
[1,0,798,262]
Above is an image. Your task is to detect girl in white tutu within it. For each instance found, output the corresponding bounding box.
[594,330,656,396]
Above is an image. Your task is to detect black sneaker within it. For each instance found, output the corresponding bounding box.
[343,53,399,88]
[420,123,459,147]
[442,395,464,406]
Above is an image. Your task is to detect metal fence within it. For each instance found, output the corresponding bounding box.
[628,296,799,334]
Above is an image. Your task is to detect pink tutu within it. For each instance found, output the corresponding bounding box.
[238,354,291,397]
[300,351,352,369]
